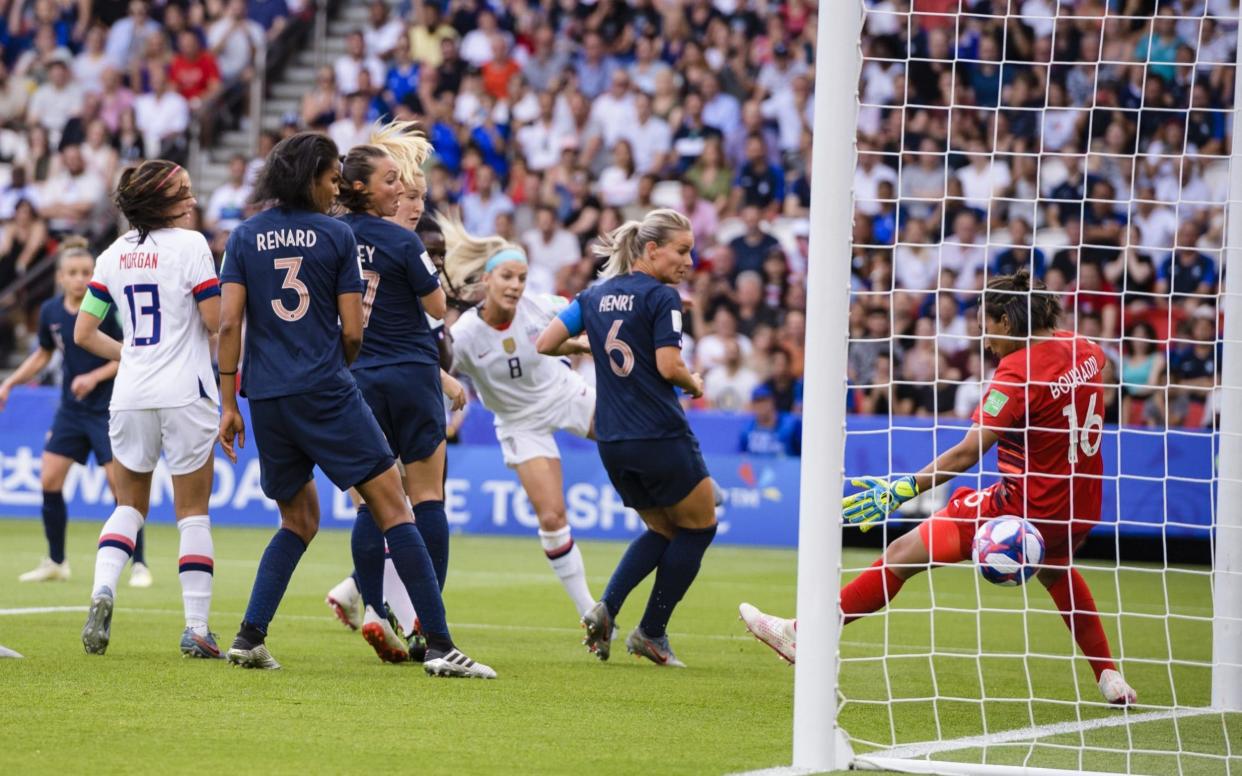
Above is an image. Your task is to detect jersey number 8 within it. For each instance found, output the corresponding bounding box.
[605,320,635,377]
[271,257,310,322]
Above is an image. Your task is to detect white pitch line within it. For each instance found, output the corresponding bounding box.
[862,706,1221,761]
[0,606,88,616]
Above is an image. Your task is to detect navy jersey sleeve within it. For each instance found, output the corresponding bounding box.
[405,232,440,298]
[37,302,55,351]
[650,285,684,349]
[334,225,363,295]
[220,230,247,286]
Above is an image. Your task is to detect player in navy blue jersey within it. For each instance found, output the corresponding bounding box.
[334,143,465,663]
[216,132,493,677]
[0,240,150,586]
[536,208,717,667]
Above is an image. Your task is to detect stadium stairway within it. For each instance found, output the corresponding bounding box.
[194,2,365,197]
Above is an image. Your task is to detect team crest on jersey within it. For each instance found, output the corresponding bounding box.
[503,337,516,354]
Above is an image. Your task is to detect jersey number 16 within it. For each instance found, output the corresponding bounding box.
[1062,393,1103,464]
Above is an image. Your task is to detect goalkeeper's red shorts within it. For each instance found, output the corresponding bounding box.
[918,484,1097,568]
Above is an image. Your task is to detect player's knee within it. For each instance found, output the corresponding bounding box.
[40,470,63,491]
[538,507,567,532]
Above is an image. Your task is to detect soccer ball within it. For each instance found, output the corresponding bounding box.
[972,517,1045,586]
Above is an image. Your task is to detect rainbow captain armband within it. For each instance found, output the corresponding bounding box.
[557,298,584,337]
[81,282,113,319]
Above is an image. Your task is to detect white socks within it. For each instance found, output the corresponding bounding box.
[540,527,594,617]
[383,554,418,637]
[93,506,144,597]
[177,516,214,633]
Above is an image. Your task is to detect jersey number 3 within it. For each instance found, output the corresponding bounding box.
[272,257,309,322]
[123,284,161,346]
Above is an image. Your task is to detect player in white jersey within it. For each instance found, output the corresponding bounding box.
[434,214,598,618]
[74,160,224,659]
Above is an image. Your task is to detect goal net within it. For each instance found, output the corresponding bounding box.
[797,1,1242,774]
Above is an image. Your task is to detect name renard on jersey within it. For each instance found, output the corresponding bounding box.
[597,294,634,313]
[119,251,158,270]
[1049,354,1101,399]
[254,228,318,251]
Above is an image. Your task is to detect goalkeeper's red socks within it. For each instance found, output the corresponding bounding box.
[840,557,905,624]
[1046,568,1116,680]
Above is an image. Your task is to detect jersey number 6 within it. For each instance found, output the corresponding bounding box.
[272,257,310,322]
[605,320,635,377]
[1062,393,1103,464]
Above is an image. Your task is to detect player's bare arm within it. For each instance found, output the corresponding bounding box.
[911,424,1001,494]
[217,282,247,463]
[73,304,123,362]
[0,346,53,410]
[441,369,467,411]
[337,291,364,365]
[421,286,447,320]
[655,345,704,399]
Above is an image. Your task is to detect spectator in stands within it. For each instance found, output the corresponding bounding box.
[696,306,753,373]
[209,0,265,85]
[597,140,638,208]
[762,347,804,415]
[205,155,252,234]
[735,270,780,338]
[575,31,618,99]
[0,199,48,289]
[732,133,784,214]
[134,67,189,162]
[624,90,672,176]
[1168,307,1218,428]
[80,119,118,186]
[334,29,385,95]
[1156,221,1218,300]
[522,24,566,93]
[521,202,580,296]
[362,0,403,60]
[672,91,722,172]
[590,70,638,151]
[408,1,456,69]
[628,33,670,95]
[114,107,144,166]
[729,206,781,280]
[28,54,81,146]
[301,67,339,128]
[991,215,1046,279]
[761,72,812,157]
[459,8,503,69]
[740,384,802,457]
[858,351,892,416]
[480,34,520,101]
[97,66,134,133]
[104,1,161,70]
[681,180,719,249]
[460,164,514,237]
[38,144,104,240]
[328,92,371,153]
[170,30,221,108]
[249,0,290,40]
[705,339,760,412]
[73,24,110,95]
[1121,321,1167,426]
[893,218,936,291]
[848,307,890,388]
[700,72,741,142]
[685,135,732,214]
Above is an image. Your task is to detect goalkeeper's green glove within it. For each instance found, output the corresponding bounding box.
[842,475,919,533]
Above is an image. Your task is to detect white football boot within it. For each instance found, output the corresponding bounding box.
[424,647,497,679]
[19,558,70,582]
[739,602,797,664]
[128,562,153,588]
[361,605,409,663]
[326,575,363,631]
[1098,668,1137,706]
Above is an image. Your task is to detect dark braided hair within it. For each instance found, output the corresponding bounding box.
[337,145,391,213]
[251,132,340,212]
[114,159,191,244]
[982,268,1061,337]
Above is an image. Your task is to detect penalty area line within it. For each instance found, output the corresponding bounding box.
[861,706,1220,761]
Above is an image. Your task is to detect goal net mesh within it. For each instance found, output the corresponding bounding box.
[841,1,1240,772]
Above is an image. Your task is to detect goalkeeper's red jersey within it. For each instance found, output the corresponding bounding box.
[970,331,1104,524]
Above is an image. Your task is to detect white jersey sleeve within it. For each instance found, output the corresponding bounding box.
[449,295,587,432]
[93,228,220,411]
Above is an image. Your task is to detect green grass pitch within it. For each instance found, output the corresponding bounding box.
[0,519,1237,775]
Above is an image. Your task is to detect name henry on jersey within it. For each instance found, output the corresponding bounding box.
[597,294,634,313]
[1049,354,1101,399]
[254,228,318,251]
[119,251,158,270]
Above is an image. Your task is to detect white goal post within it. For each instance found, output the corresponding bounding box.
[791,1,1242,774]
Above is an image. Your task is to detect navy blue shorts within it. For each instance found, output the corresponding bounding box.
[249,382,394,502]
[598,434,711,511]
[352,362,445,464]
[45,405,112,465]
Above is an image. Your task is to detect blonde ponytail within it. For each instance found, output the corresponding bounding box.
[593,208,693,280]
[368,120,433,188]
[435,213,524,301]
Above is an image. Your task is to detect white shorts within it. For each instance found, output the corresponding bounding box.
[109,398,218,475]
[498,384,594,467]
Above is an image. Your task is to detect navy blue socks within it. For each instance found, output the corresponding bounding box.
[350,505,386,614]
[412,500,449,590]
[42,490,67,564]
[640,524,717,638]
[241,528,308,639]
[134,525,146,565]
[601,530,671,619]
[384,522,452,651]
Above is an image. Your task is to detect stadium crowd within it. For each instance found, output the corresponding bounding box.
[0,0,1230,462]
